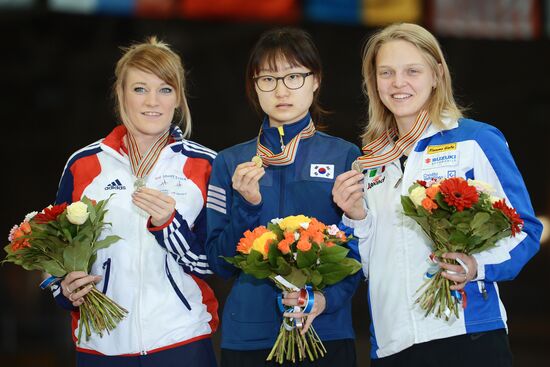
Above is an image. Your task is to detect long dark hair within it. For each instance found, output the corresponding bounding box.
[245,27,327,124]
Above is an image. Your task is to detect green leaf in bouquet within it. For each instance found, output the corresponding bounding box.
[274,256,292,276]
[41,259,66,277]
[92,235,122,253]
[471,212,491,231]
[242,250,272,279]
[63,241,93,272]
[268,242,282,267]
[319,244,348,263]
[401,196,418,216]
[222,254,246,266]
[267,223,284,238]
[283,267,308,289]
[432,227,450,246]
[317,263,353,286]
[310,269,323,287]
[81,196,97,223]
[434,192,451,212]
[449,229,468,246]
[296,247,318,269]
[455,222,470,234]
[470,229,511,254]
[340,257,362,275]
[450,210,472,225]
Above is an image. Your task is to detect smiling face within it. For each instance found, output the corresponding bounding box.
[255,57,319,127]
[120,67,178,145]
[375,39,436,133]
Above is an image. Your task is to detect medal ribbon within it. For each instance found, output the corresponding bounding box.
[127,129,170,183]
[255,120,316,167]
[355,110,430,170]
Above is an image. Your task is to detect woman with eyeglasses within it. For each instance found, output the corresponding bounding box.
[206,28,361,366]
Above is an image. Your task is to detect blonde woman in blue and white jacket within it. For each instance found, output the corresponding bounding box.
[333,23,542,367]
[53,37,219,367]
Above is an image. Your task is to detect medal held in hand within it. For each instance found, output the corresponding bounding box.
[251,155,263,168]
[351,160,364,174]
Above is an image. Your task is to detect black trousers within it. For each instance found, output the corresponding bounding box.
[371,329,512,367]
[221,339,356,367]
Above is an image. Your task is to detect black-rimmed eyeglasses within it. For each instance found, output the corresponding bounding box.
[253,72,314,92]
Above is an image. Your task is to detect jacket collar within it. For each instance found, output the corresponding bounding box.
[260,113,312,153]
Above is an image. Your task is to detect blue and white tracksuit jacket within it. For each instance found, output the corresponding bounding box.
[52,125,219,356]
[205,113,362,351]
[343,118,542,359]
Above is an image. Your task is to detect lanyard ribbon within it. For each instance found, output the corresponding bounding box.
[127,130,170,188]
[274,275,315,330]
[354,110,431,171]
[255,120,316,167]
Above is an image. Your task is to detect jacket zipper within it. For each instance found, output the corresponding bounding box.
[137,213,146,355]
[279,167,286,216]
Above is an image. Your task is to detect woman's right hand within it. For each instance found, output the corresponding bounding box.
[333,170,366,220]
[232,162,265,205]
[60,271,102,307]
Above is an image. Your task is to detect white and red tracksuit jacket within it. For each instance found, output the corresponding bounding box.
[51,125,219,356]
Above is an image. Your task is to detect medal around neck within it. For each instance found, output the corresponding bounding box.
[251,155,263,168]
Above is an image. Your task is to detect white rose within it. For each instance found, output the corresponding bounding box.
[66,201,90,225]
[467,179,495,194]
[489,196,501,204]
[410,186,427,207]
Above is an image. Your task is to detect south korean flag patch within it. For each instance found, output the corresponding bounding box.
[310,164,334,179]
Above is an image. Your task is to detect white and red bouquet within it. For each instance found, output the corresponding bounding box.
[4,196,127,342]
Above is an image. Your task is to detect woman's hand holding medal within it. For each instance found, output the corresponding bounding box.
[132,187,176,226]
[231,158,265,205]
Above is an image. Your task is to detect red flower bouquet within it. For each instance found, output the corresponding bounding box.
[4,196,127,342]
[401,177,523,320]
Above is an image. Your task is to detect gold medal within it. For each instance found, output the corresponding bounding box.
[251,155,263,168]
[351,160,363,174]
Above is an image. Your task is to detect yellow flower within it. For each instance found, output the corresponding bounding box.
[252,231,277,258]
[278,215,311,232]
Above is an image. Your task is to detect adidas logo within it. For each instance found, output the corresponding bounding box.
[105,179,126,191]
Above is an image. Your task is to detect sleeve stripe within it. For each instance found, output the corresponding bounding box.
[208,184,225,195]
[182,141,217,159]
[207,190,225,201]
[207,197,226,208]
[207,202,227,214]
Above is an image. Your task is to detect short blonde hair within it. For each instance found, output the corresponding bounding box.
[114,36,192,138]
[361,23,462,145]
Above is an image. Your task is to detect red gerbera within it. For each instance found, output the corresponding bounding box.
[493,199,523,236]
[439,177,479,211]
[34,203,67,224]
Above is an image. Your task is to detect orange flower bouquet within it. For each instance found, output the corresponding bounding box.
[3,196,127,342]
[223,215,361,364]
[401,177,524,320]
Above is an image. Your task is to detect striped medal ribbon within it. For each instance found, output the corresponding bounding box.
[127,130,170,190]
[352,110,430,172]
[255,120,316,167]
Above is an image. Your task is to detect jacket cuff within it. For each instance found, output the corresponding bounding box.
[147,210,176,232]
[472,254,485,281]
[342,210,372,238]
